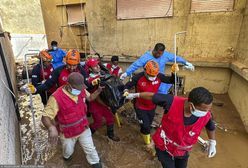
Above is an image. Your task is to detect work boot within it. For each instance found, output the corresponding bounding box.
[142,133,151,145]
[107,124,120,142]
[91,162,102,168]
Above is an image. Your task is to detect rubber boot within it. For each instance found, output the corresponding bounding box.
[92,162,102,168]
[142,134,151,145]
[107,124,120,142]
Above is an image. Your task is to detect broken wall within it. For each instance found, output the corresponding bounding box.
[0,25,21,164]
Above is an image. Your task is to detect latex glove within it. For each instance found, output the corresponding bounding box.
[171,63,179,73]
[123,89,129,97]
[125,93,140,100]
[48,125,58,145]
[208,139,217,158]
[120,72,127,80]
[184,62,195,71]
[21,84,36,94]
[91,78,100,86]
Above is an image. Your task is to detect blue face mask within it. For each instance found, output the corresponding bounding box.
[190,104,208,117]
[191,109,207,117]
[71,88,81,96]
[80,61,86,66]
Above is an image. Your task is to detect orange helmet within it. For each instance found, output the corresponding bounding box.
[66,49,80,65]
[144,60,159,76]
[40,50,52,61]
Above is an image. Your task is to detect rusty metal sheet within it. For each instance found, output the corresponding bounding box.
[191,0,234,13]
[117,0,173,20]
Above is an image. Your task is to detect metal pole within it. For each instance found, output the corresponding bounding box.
[24,52,40,164]
[174,31,186,96]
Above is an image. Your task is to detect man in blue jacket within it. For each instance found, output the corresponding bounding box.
[48,41,66,69]
[120,43,194,94]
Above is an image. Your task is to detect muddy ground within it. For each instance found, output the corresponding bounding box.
[19,93,248,168]
[17,60,248,168]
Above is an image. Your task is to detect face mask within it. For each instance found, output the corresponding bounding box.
[190,104,207,117]
[148,76,156,81]
[80,61,86,66]
[52,46,57,50]
[71,88,81,96]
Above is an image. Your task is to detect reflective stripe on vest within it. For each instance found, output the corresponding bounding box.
[59,115,87,128]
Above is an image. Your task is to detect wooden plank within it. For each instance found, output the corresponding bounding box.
[66,5,86,25]
[117,0,173,19]
[191,0,234,13]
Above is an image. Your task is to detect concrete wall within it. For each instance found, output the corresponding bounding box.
[236,1,248,66]
[85,0,246,60]
[0,25,21,164]
[228,72,248,132]
[0,0,48,58]
[40,0,88,51]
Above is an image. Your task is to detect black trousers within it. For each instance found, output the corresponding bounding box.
[156,148,189,168]
[135,108,155,135]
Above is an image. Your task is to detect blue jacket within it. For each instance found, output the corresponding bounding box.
[49,48,66,69]
[125,51,187,94]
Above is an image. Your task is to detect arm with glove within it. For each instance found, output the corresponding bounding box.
[206,129,217,158]
[123,72,144,98]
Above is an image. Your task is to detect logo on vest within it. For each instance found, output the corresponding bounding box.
[189,131,196,137]
[62,76,68,81]
[152,80,159,85]
[141,82,146,86]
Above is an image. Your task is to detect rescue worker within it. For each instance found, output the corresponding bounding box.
[126,87,217,168]
[23,49,89,95]
[124,60,176,145]
[48,41,66,69]
[87,58,120,142]
[120,43,195,94]
[103,56,123,77]
[41,72,102,168]
[31,50,56,105]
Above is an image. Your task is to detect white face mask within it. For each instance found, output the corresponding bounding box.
[148,76,157,81]
[71,88,81,96]
[190,104,207,117]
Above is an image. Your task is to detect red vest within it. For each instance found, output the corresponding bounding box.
[53,87,88,138]
[58,68,79,87]
[40,64,56,93]
[135,76,161,110]
[106,63,120,77]
[152,96,211,156]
